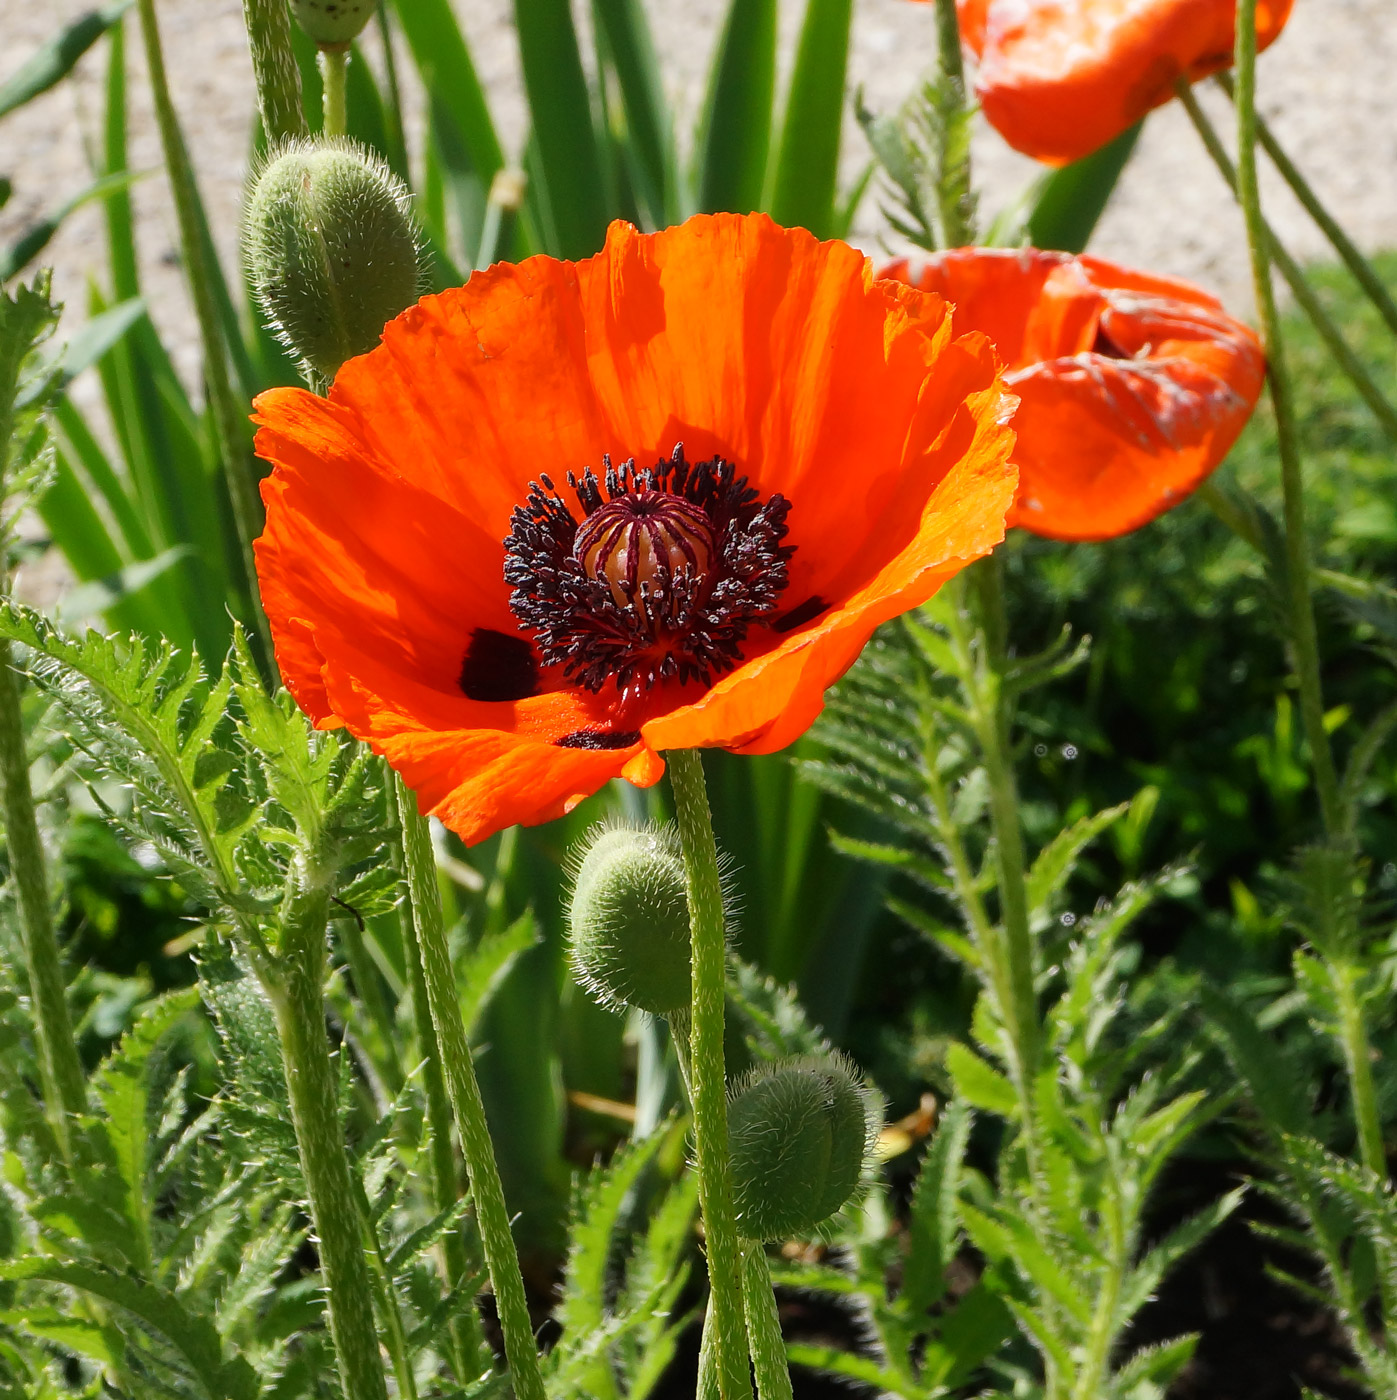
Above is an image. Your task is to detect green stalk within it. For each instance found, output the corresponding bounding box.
[136,0,276,674]
[392,773,483,1381]
[267,870,389,1400]
[1213,72,1397,340]
[933,0,975,248]
[954,565,1039,1087]
[320,46,349,137]
[1332,958,1386,1180]
[1229,8,1343,836]
[394,781,546,1400]
[666,747,753,1400]
[740,1242,793,1400]
[240,0,308,144]
[1175,81,1397,445]
[0,644,86,1141]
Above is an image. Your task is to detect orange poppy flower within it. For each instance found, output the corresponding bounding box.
[951,0,1294,165]
[252,214,1018,844]
[880,247,1265,541]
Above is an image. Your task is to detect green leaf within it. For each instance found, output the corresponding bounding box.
[0,1260,259,1400]
[513,0,610,258]
[459,911,540,1040]
[960,1202,1092,1328]
[901,1098,971,1314]
[592,0,674,227]
[1027,121,1142,254]
[17,296,145,410]
[1025,801,1129,919]
[0,171,143,283]
[695,0,776,214]
[769,0,853,236]
[945,1042,1017,1118]
[1119,1188,1244,1325]
[0,0,133,121]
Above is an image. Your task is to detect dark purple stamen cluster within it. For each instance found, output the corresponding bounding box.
[503,444,794,697]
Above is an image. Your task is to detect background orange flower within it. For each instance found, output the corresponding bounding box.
[254,214,1018,843]
[960,0,1294,164]
[881,247,1265,541]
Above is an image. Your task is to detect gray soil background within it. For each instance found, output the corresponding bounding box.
[0,0,1393,409]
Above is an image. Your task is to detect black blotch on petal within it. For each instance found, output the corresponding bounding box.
[556,729,641,751]
[1091,321,1129,359]
[772,596,829,634]
[459,628,539,702]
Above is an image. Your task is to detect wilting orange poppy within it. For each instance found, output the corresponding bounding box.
[950,0,1294,165]
[253,214,1018,843]
[880,247,1265,541]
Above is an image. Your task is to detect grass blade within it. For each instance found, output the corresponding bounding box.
[769,0,854,236]
[695,0,776,215]
[513,0,610,257]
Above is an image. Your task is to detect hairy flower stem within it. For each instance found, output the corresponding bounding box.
[667,747,755,1400]
[1231,8,1343,839]
[269,873,389,1400]
[240,0,307,143]
[1174,82,1397,445]
[137,0,276,676]
[933,0,976,248]
[1213,73,1397,340]
[394,783,547,1400]
[391,774,483,1379]
[0,644,85,1145]
[320,47,349,137]
[740,1242,794,1400]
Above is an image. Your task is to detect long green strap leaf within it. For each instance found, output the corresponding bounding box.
[514,0,610,257]
[769,0,854,236]
[392,0,503,179]
[695,0,776,215]
[1027,121,1142,254]
[0,0,133,121]
[593,0,675,226]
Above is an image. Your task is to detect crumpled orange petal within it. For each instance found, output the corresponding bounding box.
[254,213,1019,843]
[955,0,1294,164]
[881,247,1264,541]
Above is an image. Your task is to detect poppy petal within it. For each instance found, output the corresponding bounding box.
[968,0,1295,165]
[884,248,1264,541]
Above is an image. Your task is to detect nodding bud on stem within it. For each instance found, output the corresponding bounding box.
[728,1054,882,1241]
[290,0,376,46]
[243,137,421,382]
[567,825,692,1016]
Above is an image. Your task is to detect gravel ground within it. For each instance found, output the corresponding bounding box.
[0,0,1394,391]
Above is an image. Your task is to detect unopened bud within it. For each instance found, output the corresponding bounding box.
[290,0,376,47]
[243,137,421,381]
[728,1054,881,1240]
[568,825,691,1016]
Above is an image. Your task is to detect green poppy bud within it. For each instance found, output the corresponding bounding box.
[568,825,692,1016]
[290,0,376,46]
[728,1054,881,1240]
[243,137,421,381]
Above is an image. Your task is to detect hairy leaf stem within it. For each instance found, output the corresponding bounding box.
[320,46,349,137]
[1333,957,1386,1181]
[1213,72,1397,341]
[957,563,1039,1089]
[1229,7,1343,839]
[137,0,276,675]
[740,1242,794,1400]
[667,747,755,1400]
[0,645,85,1141]
[394,781,547,1400]
[269,870,389,1400]
[240,0,308,144]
